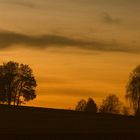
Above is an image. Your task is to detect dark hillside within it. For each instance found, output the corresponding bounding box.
[0,105,139,139]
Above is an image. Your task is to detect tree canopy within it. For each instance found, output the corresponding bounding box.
[126,65,140,115]
[75,99,87,111]
[84,98,98,113]
[75,98,97,113]
[99,94,122,114]
[0,61,37,106]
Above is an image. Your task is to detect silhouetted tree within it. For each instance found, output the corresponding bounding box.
[99,94,122,114]
[0,91,7,104]
[14,64,37,106]
[75,99,87,111]
[75,98,97,113]
[0,61,37,106]
[84,98,98,113]
[0,62,19,105]
[0,70,7,105]
[126,65,140,115]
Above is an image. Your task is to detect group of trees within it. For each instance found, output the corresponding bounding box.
[75,98,97,113]
[0,60,140,117]
[76,65,140,116]
[75,94,129,115]
[0,61,37,106]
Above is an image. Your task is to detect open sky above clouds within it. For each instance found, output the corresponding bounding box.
[0,0,140,108]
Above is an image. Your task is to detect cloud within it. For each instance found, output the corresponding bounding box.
[0,30,135,53]
[42,87,105,98]
[102,12,120,24]
[1,0,35,8]
[12,0,35,8]
[37,76,65,84]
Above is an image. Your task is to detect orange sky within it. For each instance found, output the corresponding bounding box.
[0,0,140,109]
[1,47,140,109]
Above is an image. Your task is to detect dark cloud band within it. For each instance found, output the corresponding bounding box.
[0,30,136,53]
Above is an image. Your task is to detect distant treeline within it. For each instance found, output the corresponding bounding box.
[75,65,140,116]
[75,94,130,115]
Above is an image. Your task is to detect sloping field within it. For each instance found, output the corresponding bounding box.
[0,105,139,139]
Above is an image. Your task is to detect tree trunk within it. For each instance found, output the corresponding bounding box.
[17,94,20,106]
[7,92,11,106]
[13,89,18,106]
[16,81,24,106]
[13,96,16,106]
[138,100,140,114]
[7,83,12,106]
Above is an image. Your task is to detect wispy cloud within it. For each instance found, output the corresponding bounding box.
[43,87,105,98]
[101,12,121,24]
[0,30,136,53]
[37,76,65,84]
[1,0,35,8]
[12,0,35,8]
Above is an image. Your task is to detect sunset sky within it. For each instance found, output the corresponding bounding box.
[0,0,140,109]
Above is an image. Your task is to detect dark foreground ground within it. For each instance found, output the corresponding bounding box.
[0,105,140,140]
